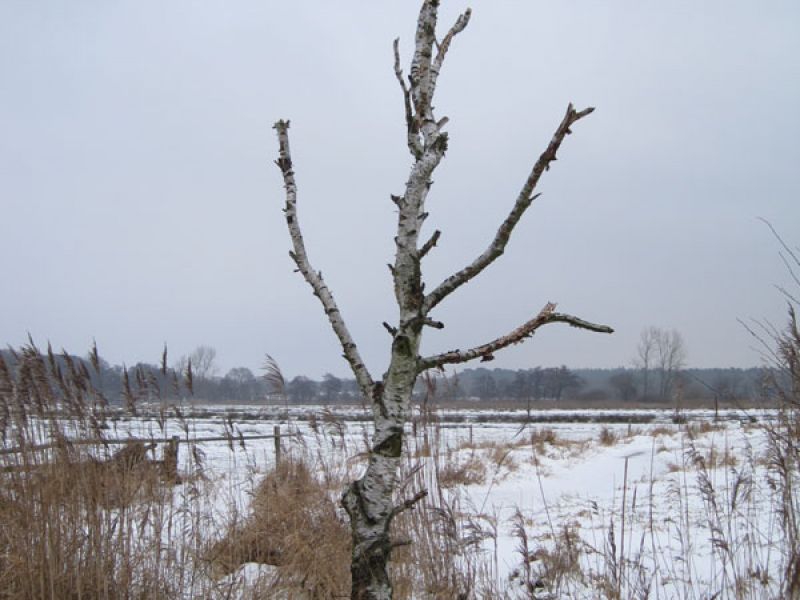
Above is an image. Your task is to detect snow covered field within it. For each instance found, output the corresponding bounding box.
[98,404,786,599]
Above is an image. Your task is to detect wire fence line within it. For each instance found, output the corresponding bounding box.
[0,427,294,456]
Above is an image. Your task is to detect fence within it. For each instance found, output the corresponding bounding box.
[0,425,288,463]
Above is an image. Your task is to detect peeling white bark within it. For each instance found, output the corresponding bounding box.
[273,2,611,598]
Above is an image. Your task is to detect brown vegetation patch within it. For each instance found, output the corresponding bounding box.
[685,420,726,439]
[650,425,674,437]
[0,441,180,599]
[530,427,559,452]
[599,427,618,446]
[206,458,350,597]
[438,455,487,488]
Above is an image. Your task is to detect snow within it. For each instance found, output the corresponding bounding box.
[38,405,786,598]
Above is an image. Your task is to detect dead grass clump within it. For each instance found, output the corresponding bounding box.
[599,426,618,446]
[438,455,486,488]
[539,525,584,586]
[531,427,558,446]
[489,444,518,469]
[456,438,501,452]
[686,421,725,438]
[207,458,350,597]
[513,515,584,596]
[623,425,643,439]
[650,425,673,437]
[705,447,738,469]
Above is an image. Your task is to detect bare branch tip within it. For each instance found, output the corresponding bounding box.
[423,317,445,330]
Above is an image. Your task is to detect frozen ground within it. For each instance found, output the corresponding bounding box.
[101,405,784,598]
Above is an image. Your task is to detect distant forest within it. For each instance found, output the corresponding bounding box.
[0,347,767,406]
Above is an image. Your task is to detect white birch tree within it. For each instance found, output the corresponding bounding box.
[273,2,613,597]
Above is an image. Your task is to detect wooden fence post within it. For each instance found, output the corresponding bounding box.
[273,425,281,464]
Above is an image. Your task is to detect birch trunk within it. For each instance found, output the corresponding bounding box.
[274,2,612,598]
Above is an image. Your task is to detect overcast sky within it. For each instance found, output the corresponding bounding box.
[1,1,798,379]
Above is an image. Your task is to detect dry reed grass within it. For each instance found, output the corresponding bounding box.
[2,336,797,599]
[0,341,213,599]
[438,455,487,488]
[206,458,351,597]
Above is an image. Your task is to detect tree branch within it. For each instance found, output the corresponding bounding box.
[430,8,471,92]
[409,1,438,123]
[422,317,444,330]
[393,38,423,158]
[423,104,595,314]
[417,301,613,372]
[419,229,441,258]
[389,489,428,522]
[391,1,455,319]
[273,120,375,401]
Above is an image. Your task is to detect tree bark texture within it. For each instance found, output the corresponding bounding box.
[273,2,612,598]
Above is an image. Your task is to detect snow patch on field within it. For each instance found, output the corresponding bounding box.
[93,407,783,598]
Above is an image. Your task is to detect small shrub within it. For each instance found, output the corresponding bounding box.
[599,427,618,446]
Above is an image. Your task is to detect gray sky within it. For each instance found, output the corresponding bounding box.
[1,1,798,379]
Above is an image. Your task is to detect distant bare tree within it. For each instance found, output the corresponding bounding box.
[225,367,255,385]
[188,345,218,380]
[654,328,687,400]
[223,367,257,402]
[552,365,583,401]
[634,326,686,401]
[471,372,497,400]
[273,2,613,596]
[635,326,658,399]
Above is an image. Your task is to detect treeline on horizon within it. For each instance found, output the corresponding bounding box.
[0,347,768,406]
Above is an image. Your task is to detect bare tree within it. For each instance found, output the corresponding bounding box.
[273,2,612,597]
[654,328,687,401]
[634,326,687,401]
[634,326,658,400]
[187,345,218,380]
[225,366,255,386]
